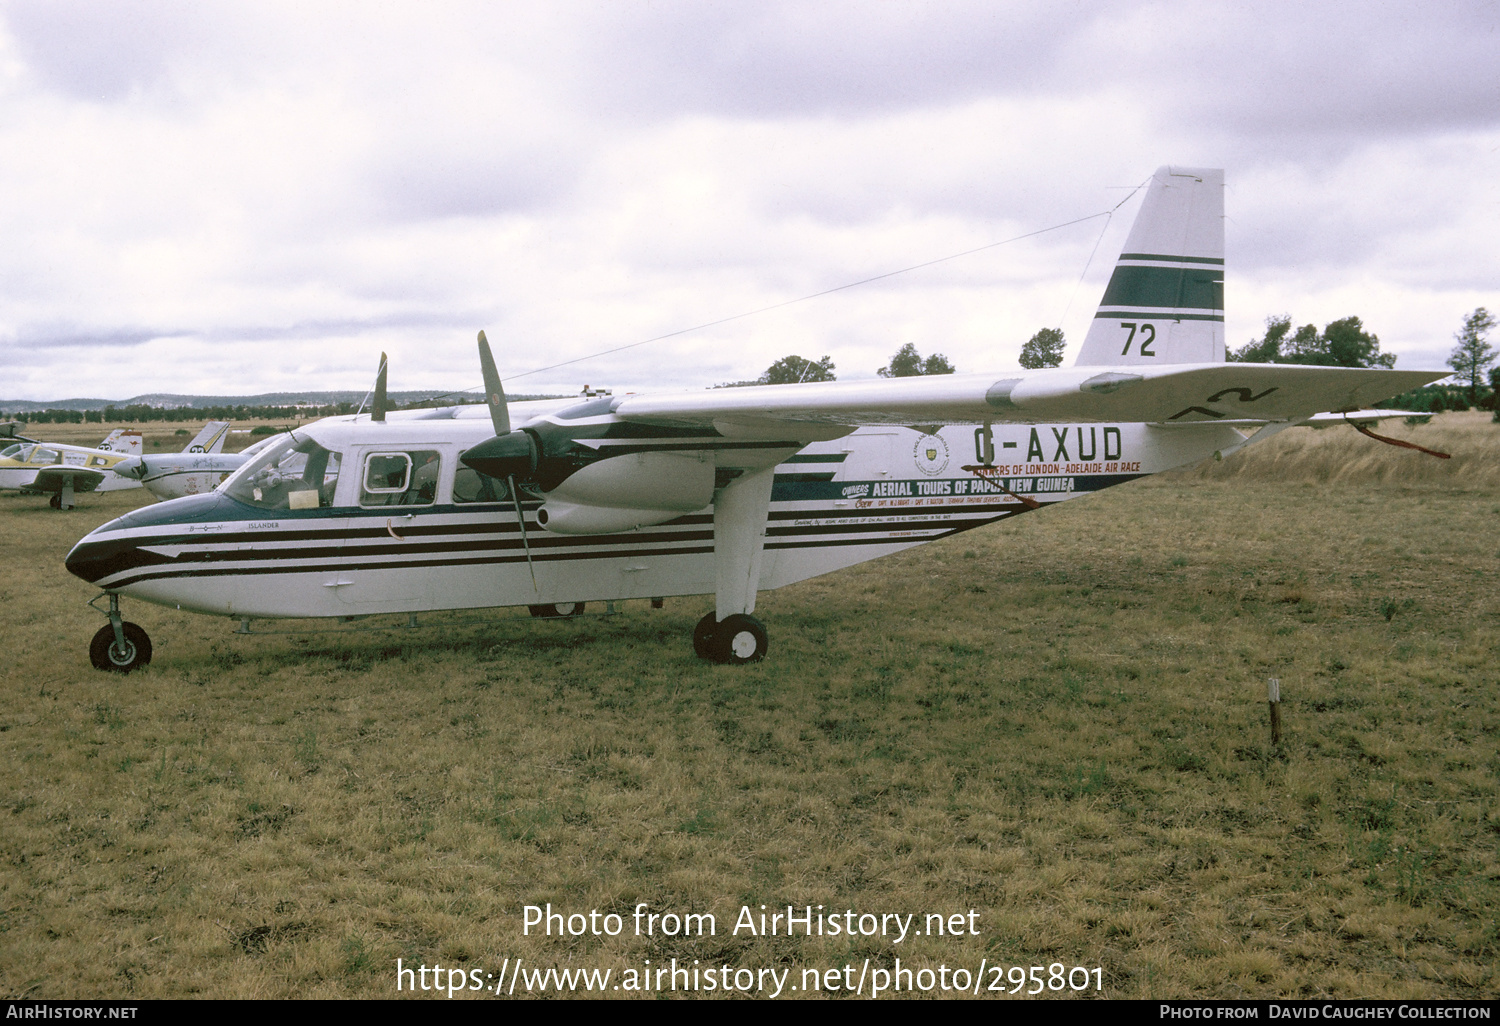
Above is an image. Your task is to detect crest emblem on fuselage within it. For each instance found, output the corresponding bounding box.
[913,433,949,476]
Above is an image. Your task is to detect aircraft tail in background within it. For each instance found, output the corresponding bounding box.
[182,421,231,453]
[96,429,143,456]
[1074,166,1225,367]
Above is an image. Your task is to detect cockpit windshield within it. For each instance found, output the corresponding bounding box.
[0,444,31,461]
[222,435,342,510]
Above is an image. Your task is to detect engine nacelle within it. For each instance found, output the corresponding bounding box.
[536,502,687,534]
[537,451,713,535]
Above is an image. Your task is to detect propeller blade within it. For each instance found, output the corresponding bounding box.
[372,352,389,422]
[478,332,534,590]
[509,475,538,591]
[477,330,510,436]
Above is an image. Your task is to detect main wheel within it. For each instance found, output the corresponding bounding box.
[530,602,585,618]
[710,614,768,665]
[692,612,718,660]
[49,494,62,509]
[89,622,152,673]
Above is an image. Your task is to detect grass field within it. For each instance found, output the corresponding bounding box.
[1,413,1496,999]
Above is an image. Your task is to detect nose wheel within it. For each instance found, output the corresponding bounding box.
[87,593,152,672]
[89,622,152,672]
[692,612,768,665]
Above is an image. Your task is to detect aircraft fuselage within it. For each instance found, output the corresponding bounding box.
[65,406,1242,620]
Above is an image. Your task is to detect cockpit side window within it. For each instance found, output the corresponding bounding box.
[31,448,60,465]
[222,436,342,510]
[360,450,440,507]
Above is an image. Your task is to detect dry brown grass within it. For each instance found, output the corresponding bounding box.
[1183,410,1499,488]
[0,412,1496,999]
[9,418,298,456]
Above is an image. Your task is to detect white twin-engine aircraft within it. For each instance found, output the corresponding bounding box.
[67,167,1444,671]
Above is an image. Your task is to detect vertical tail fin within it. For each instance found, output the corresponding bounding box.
[182,421,231,453]
[96,428,144,456]
[1073,166,1224,366]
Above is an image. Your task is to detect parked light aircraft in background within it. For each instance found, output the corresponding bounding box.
[66,167,1447,671]
[0,422,242,509]
[109,422,252,501]
[0,429,144,509]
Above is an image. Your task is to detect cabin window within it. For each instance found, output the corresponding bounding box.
[452,465,511,504]
[30,448,60,464]
[222,435,342,510]
[360,450,441,506]
[363,453,411,493]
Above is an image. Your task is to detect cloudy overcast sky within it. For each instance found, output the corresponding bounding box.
[0,1,1495,401]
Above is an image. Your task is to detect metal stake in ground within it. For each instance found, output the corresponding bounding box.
[1268,677,1282,746]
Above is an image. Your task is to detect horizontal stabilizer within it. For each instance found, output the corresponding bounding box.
[1302,409,1421,427]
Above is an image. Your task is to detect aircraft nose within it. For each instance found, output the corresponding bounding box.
[65,532,114,584]
[113,456,144,479]
[65,526,170,586]
[64,492,226,587]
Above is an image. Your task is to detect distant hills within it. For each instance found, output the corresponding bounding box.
[0,391,557,414]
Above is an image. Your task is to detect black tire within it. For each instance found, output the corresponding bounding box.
[710,614,768,665]
[89,622,152,673]
[49,494,62,509]
[692,612,718,660]
[531,602,585,619]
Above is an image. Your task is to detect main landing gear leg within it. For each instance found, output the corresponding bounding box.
[88,593,152,673]
[697,467,773,664]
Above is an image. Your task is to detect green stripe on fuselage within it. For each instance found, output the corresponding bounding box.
[1099,264,1223,312]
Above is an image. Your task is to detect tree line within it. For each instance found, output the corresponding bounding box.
[717,343,958,388]
[10,402,361,425]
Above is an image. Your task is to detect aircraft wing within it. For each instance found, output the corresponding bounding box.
[1,422,39,444]
[31,466,108,494]
[1303,409,1421,426]
[611,364,1444,435]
